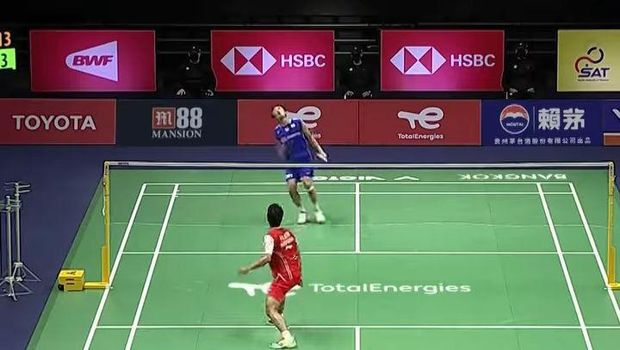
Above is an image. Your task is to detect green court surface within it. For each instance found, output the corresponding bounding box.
[29,168,620,349]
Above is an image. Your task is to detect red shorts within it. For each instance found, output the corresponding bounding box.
[268,277,301,302]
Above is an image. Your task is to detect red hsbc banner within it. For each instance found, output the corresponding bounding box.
[211,30,334,91]
[238,100,358,144]
[30,30,156,92]
[381,30,504,91]
[359,100,481,145]
[0,99,116,144]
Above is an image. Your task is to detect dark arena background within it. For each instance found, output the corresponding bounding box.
[1,1,620,349]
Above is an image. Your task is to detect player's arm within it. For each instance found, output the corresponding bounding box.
[239,235,273,275]
[301,121,328,162]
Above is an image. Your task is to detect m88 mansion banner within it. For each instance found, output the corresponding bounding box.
[237,100,358,145]
[0,99,116,144]
[557,30,620,92]
[482,100,602,146]
[381,30,504,91]
[30,30,156,92]
[211,30,334,91]
[116,100,236,146]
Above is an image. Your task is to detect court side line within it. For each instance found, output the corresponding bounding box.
[83,184,148,350]
[122,251,594,256]
[145,181,572,186]
[125,184,179,350]
[355,183,361,253]
[355,326,361,350]
[142,192,573,196]
[97,324,620,330]
[537,183,593,350]
[569,183,620,323]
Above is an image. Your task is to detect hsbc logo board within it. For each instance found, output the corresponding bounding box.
[359,100,481,145]
[0,99,116,144]
[30,30,156,92]
[381,30,504,91]
[212,31,335,91]
[237,100,358,144]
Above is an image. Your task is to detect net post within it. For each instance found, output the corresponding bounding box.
[101,161,111,285]
[607,162,619,289]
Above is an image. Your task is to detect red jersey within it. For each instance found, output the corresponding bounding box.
[264,227,302,282]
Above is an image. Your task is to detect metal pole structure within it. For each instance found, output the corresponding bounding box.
[0,195,32,301]
[7,182,39,282]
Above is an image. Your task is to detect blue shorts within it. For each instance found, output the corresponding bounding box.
[285,167,314,182]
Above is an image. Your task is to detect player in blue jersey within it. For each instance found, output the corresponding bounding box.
[272,105,327,225]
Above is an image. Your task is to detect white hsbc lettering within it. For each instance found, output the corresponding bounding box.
[12,115,96,131]
[450,54,495,67]
[281,54,326,68]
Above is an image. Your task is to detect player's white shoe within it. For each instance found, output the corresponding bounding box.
[297,212,307,225]
[270,337,297,349]
[315,210,326,224]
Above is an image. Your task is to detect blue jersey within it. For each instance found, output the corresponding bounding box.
[275,118,312,162]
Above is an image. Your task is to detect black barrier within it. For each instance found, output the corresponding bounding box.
[116,99,237,146]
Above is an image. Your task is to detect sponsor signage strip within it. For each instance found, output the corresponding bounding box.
[0,99,116,144]
[116,99,236,146]
[482,100,602,146]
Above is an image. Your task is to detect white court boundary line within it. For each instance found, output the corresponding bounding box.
[537,183,592,350]
[355,183,361,253]
[121,251,595,256]
[97,324,620,330]
[142,192,574,196]
[569,182,620,324]
[145,181,573,186]
[83,184,147,350]
[125,184,179,350]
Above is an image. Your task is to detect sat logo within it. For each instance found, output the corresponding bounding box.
[575,47,610,80]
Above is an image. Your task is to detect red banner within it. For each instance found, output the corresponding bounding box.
[359,100,481,145]
[211,30,334,91]
[30,30,156,92]
[381,30,504,91]
[0,99,116,144]
[237,100,358,144]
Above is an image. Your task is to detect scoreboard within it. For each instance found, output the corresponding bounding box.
[0,30,16,70]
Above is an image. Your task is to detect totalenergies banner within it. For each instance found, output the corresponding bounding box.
[381,30,504,91]
[211,30,334,92]
[558,30,620,92]
[30,30,156,92]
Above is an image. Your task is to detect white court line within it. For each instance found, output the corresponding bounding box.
[355,183,361,253]
[125,184,179,350]
[121,251,594,256]
[569,183,620,324]
[97,324,620,330]
[83,184,147,350]
[142,192,573,196]
[145,181,572,186]
[537,183,593,350]
[355,326,361,350]
[112,221,608,229]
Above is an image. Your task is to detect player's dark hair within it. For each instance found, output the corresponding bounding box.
[267,203,284,227]
[271,104,286,118]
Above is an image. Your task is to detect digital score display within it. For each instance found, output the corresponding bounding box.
[0,31,16,70]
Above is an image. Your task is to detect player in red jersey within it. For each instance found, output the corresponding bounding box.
[239,203,302,349]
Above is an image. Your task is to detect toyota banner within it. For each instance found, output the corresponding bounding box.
[117,100,237,146]
[381,30,504,91]
[482,100,603,146]
[237,100,358,145]
[0,99,116,144]
[211,30,334,91]
[30,30,156,92]
[358,100,481,145]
